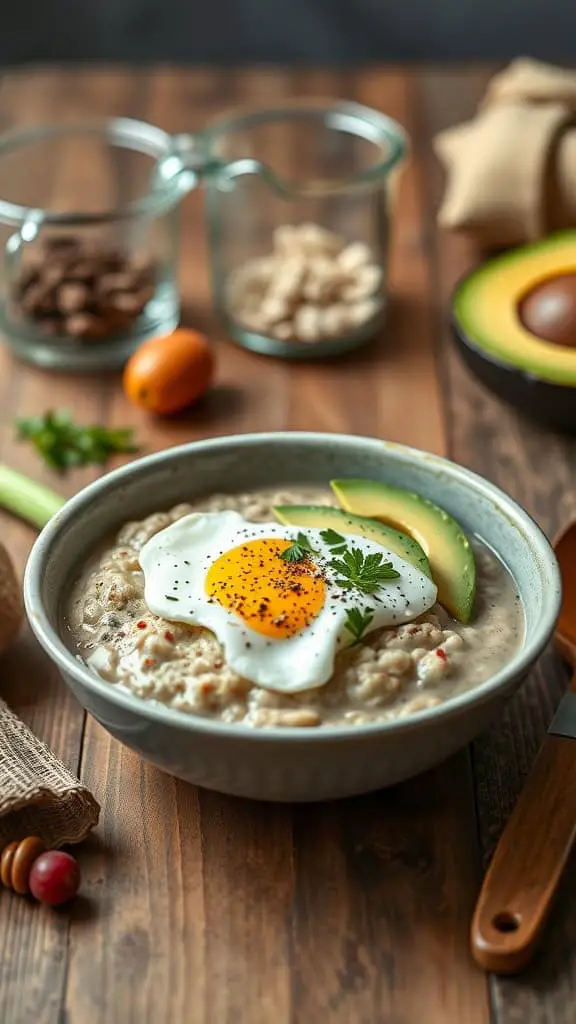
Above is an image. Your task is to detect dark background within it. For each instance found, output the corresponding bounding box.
[2,0,576,64]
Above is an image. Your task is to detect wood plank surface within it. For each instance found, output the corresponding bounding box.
[0,64,571,1023]
[417,67,576,1021]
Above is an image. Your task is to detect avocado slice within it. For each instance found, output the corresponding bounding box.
[273,504,432,579]
[452,231,576,387]
[330,479,476,623]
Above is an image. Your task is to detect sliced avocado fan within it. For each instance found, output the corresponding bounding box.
[273,503,432,579]
[330,479,476,623]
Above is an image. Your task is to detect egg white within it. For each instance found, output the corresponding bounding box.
[138,510,438,693]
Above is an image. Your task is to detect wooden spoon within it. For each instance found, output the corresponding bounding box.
[471,521,576,974]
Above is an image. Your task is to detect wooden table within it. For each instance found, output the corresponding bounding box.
[0,65,575,1024]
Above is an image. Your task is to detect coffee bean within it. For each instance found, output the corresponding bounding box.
[12,234,157,343]
[131,256,156,283]
[42,265,67,289]
[98,271,140,296]
[65,259,98,283]
[37,315,65,336]
[58,281,91,314]
[107,289,149,316]
[21,283,59,316]
[81,243,124,267]
[16,264,41,295]
[65,312,107,339]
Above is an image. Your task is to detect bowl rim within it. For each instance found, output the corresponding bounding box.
[24,431,562,742]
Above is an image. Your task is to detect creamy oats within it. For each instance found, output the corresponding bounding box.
[62,487,524,728]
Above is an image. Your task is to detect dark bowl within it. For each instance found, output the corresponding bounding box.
[450,296,576,437]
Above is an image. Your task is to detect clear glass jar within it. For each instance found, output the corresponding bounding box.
[0,119,194,371]
[0,102,406,370]
[200,99,406,359]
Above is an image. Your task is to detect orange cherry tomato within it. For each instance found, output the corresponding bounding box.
[123,329,214,415]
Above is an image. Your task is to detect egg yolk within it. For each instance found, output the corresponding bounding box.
[205,538,326,639]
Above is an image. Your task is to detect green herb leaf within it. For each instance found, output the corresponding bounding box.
[329,546,400,595]
[320,528,346,548]
[280,531,318,563]
[15,411,140,472]
[344,607,375,645]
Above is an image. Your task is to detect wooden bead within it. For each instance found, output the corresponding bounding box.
[0,841,17,888]
[1,836,46,894]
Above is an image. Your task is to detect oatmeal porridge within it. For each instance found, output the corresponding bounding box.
[63,487,524,728]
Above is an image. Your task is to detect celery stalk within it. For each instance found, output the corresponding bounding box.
[0,463,65,530]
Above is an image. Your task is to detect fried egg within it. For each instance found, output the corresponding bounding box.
[139,511,438,692]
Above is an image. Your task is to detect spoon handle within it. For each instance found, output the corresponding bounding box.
[471,671,576,975]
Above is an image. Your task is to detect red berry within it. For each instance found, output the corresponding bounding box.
[29,851,80,906]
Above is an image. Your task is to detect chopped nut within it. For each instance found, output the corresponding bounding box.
[225,222,382,346]
[269,256,306,302]
[341,263,383,302]
[259,295,292,326]
[273,224,300,256]
[337,241,373,272]
[319,303,350,336]
[296,222,343,256]
[271,321,293,341]
[293,304,323,343]
[302,257,342,303]
[347,298,381,328]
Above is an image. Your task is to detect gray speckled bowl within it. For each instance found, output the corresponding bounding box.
[24,433,561,802]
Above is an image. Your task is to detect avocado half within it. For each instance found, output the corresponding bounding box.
[331,479,476,624]
[451,231,576,434]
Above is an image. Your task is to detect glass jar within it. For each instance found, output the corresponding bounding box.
[200,99,407,359]
[0,119,194,371]
[0,101,406,370]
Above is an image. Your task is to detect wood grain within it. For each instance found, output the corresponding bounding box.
[283,67,489,1024]
[417,65,576,1018]
[0,69,100,1024]
[0,64,571,1023]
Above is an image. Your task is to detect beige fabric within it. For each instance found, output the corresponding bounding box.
[435,59,576,246]
[482,58,576,110]
[552,129,576,229]
[435,103,573,247]
[0,698,99,848]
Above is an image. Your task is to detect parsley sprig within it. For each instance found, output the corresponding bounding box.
[329,547,400,595]
[16,410,140,472]
[319,528,347,554]
[280,532,318,563]
[277,526,401,647]
[344,607,374,645]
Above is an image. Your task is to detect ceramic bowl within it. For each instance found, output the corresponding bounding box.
[452,316,576,435]
[24,433,561,802]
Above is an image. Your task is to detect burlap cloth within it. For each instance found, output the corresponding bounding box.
[0,698,99,848]
[434,58,576,246]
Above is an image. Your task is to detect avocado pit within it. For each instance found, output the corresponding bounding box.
[451,233,576,431]
[518,272,576,348]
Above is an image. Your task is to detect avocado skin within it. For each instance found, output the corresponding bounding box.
[450,241,576,435]
[451,312,576,436]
